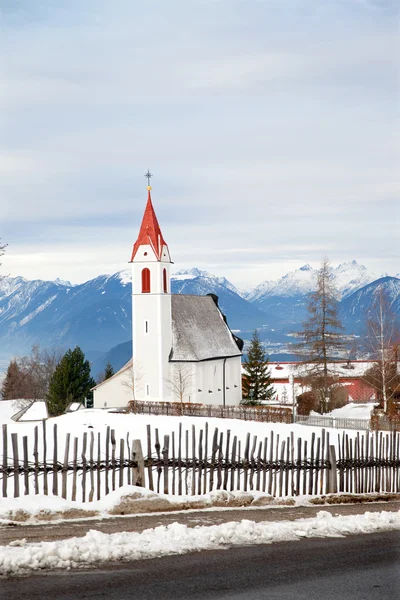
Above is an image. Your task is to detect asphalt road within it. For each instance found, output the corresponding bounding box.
[2,531,400,600]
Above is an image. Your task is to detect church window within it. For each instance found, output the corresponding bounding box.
[142,268,151,293]
[163,268,167,293]
[146,384,150,396]
[145,320,149,334]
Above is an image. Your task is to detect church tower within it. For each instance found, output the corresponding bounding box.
[129,173,172,401]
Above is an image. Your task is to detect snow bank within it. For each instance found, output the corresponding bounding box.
[0,487,291,524]
[1,510,399,576]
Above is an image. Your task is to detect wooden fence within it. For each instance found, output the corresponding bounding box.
[1,422,399,502]
[128,401,292,423]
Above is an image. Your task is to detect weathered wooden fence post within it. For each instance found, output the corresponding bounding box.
[327,445,338,494]
[11,432,19,498]
[2,424,7,498]
[132,439,145,487]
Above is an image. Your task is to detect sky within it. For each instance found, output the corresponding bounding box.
[1,0,399,289]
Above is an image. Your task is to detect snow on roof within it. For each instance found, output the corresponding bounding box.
[268,361,376,380]
[18,401,48,421]
[171,295,241,362]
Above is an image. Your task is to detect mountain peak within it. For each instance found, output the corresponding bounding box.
[335,260,366,273]
[299,264,313,272]
[172,268,211,280]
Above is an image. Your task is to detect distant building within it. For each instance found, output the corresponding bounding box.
[268,361,376,405]
[93,184,243,409]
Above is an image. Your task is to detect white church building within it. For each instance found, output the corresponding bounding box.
[93,183,243,409]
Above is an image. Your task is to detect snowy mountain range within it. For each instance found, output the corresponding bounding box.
[246,260,379,302]
[0,261,399,374]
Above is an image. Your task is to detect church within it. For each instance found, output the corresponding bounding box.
[93,180,243,409]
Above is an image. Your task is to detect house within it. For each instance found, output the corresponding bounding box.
[268,361,377,405]
[93,183,243,409]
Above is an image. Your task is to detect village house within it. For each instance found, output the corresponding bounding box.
[268,361,377,406]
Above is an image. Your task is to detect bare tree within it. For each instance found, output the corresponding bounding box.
[1,346,63,406]
[121,361,143,400]
[361,289,400,413]
[293,258,348,412]
[166,364,193,415]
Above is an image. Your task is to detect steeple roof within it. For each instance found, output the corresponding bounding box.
[130,190,168,261]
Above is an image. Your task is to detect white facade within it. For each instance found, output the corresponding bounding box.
[93,363,133,409]
[131,242,172,402]
[168,356,242,406]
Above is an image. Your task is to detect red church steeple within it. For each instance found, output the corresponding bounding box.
[130,173,169,262]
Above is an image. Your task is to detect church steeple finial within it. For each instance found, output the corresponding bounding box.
[145,169,153,190]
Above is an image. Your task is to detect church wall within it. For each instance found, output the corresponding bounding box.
[170,356,242,406]
[132,255,172,402]
[93,368,133,409]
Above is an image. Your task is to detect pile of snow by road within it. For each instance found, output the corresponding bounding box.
[0,486,299,524]
[1,510,399,576]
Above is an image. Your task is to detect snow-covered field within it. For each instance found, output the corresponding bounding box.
[1,509,399,577]
[1,407,360,453]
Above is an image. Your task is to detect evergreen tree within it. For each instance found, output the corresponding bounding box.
[242,330,275,404]
[47,347,96,416]
[104,362,114,380]
[293,258,347,412]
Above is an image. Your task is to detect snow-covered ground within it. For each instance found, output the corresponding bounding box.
[313,403,377,420]
[1,509,399,576]
[1,407,360,452]
[0,486,297,523]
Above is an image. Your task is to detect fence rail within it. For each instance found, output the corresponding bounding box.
[128,401,292,423]
[1,422,399,502]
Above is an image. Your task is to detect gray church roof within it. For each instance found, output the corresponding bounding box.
[171,295,242,362]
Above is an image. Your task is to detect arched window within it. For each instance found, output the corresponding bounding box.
[142,268,151,293]
[163,268,168,293]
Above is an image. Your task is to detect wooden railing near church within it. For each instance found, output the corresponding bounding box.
[127,400,293,423]
[1,422,399,502]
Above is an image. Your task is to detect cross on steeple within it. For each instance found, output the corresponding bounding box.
[145,170,153,189]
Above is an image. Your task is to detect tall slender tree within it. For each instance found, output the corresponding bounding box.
[361,288,400,413]
[294,258,347,412]
[242,330,275,404]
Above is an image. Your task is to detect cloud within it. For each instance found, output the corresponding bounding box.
[1,0,398,287]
